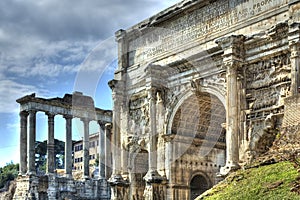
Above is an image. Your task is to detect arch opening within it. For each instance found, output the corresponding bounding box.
[190,174,211,199]
[171,92,226,144]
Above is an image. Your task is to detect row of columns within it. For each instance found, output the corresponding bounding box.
[19,110,111,179]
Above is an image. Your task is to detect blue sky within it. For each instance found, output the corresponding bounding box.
[0,0,178,167]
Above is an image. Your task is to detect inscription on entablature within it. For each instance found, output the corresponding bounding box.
[128,0,286,65]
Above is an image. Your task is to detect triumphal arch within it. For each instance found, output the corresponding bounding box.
[108,0,300,199]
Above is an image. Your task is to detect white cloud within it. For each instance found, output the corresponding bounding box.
[0,79,48,113]
[0,0,179,110]
[0,0,178,78]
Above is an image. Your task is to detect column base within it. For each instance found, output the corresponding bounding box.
[144,170,164,183]
[108,174,129,186]
[18,172,26,176]
[219,162,240,176]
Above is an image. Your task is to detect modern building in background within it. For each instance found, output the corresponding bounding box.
[73,132,100,171]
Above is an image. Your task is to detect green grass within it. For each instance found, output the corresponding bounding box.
[198,162,300,200]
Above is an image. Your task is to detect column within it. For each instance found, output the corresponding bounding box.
[225,63,240,168]
[28,110,37,175]
[98,121,105,179]
[46,112,55,174]
[108,80,123,183]
[289,23,300,95]
[216,35,244,175]
[81,118,90,178]
[144,88,162,182]
[105,123,112,179]
[64,115,73,178]
[19,111,28,175]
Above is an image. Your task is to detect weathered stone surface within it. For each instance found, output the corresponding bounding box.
[111,0,300,199]
[15,93,112,199]
[14,0,300,199]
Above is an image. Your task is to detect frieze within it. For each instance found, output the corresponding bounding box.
[246,54,291,110]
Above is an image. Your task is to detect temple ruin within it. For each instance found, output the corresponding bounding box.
[14,92,112,199]
[14,0,300,199]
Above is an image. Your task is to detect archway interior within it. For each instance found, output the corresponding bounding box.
[171,92,226,143]
[190,175,210,199]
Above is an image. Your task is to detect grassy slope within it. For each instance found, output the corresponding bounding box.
[197,162,300,200]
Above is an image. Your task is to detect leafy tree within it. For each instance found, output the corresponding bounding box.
[0,162,19,189]
[35,139,66,172]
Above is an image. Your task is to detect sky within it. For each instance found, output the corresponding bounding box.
[0,0,179,167]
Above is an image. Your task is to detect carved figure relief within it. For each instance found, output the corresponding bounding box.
[246,54,291,111]
[129,96,149,136]
[201,73,226,96]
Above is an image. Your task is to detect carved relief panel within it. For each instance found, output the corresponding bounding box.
[246,54,291,112]
[245,53,291,155]
[129,95,149,136]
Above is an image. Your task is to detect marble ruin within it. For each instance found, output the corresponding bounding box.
[109,0,300,199]
[14,0,300,199]
[14,92,112,199]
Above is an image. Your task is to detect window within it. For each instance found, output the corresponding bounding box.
[75,144,83,151]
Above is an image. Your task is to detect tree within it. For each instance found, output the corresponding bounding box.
[0,162,19,189]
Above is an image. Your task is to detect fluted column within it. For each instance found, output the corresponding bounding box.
[105,123,112,179]
[64,115,73,178]
[217,35,244,175]
[225,63,240,167]
[144,88,162,183]
[289,23,300,95]
[19,111,28,175]
[28,110,37,175]
[46,112,55,174]
[98,121,106,179]
[81,118,90,178]
[108,79,124,183]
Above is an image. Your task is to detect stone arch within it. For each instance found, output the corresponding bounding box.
[166,87,225,135]
[167,90,226,143]
[189,172,212,200]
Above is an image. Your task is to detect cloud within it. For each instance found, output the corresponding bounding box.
[0,0,178,80]
[0,79,49,113]
[0,0,178,111]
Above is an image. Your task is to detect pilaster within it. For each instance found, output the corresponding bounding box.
[115,29,128,70]
[144,87,163,183]
[289,22,300,95]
